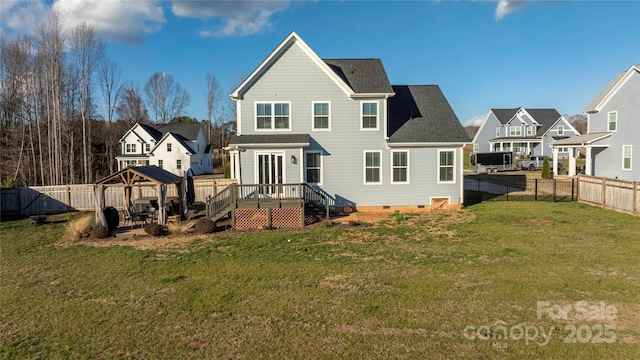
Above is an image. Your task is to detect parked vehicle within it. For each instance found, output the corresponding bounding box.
[470,151,514,173]
[517,156,563,171]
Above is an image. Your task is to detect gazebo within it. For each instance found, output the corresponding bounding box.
[94,166,186,227]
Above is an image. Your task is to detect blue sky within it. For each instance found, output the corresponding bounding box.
[2,0,639,126]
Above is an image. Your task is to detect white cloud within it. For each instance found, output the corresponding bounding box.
[494,0,530,20]
[0,0,50,35]
[464,115,485,127]
[172,0,291,37]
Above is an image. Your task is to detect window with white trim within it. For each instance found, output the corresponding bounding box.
[496,127,501,137]
[526,126,533,136]
[608,111,617,132]
[473,143,479,152]
[167,143,172,152]
[158,160,163,169]
[177,159,182,170]
[510,126,522,136]
[361,102,378,130]
[558,125,564,135]
[145,143,151,152]
[305,152,322,184]
[256,102,290,130]
[364,151,381,184]
[126,143,136,153]
[312,102,330,130]
[438,150,455,183]
[391,151,408,183]
[623,145,632,170]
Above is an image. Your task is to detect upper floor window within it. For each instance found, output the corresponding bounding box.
[526,126,533,136]
[145,143,150,152]
[510,126,522,137]
[126,143,136,153]
[438,150,455,183]
[364,151,381,184]
[558,125,564,136]
[473,143,479,153]
[177,159,182,170]
[305,152,322,184]
[256,102,290,130]
[361,102,378,130]
[608,111,617,132]
[167,143,172,152]
[623,145,632,170]
[312,102,330,130]
[158,160,163,169]
[391,151,409,183]
[496,127,501,137]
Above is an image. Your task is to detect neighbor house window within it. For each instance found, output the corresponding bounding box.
[145,143,151,152]
[558,125,564,135]
[256,102,290,130]
[305,152,322,184]
[312,102,330,130]
[364,151,381,184]
[167,143,172,152]
[473,143,479,152]
[158,160,163,169]
[126,143,136,153]
[496,127,501,137]
[391,151,409,183]
[623,145,632,170]
[608,111,617,132]
[361,102,378,130]
[438,150,455,183]
[177,159,182,170]
[527,126,533,136]
[510,126,522,136]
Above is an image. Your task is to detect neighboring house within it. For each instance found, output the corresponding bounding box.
[472,107,579,157]
[116,123,213,176]
[226,32,468,211]
[551,64,640,180]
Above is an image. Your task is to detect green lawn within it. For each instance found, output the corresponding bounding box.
[1,202,639,359]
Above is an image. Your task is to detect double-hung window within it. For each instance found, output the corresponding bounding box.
[126,143,136,153]
[177,159,182,170]
[305,152,322,184]
[361,102,378,130]
[256,102,290,130]
[496,127,501,137]
[158,160,163,169]
[623,145,632,170]
[364,151,381,184]
[145,143,151,152]
[167,143,172,152]
[608,111,617,132]
[391,151,409,183]
[438,150,455,183]
[558,125,564,136]
[510,126,522,136]
[526,126,533,136]
[312,102,330,130]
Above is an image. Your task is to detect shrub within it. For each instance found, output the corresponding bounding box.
[390,210,406,223]
[167,220,195,236]
[542,157,551,179]
[91,224,110,239]
[194,218,216,234]
[63,215,94,241]
[102,207,119,232]
[144,222,163,236]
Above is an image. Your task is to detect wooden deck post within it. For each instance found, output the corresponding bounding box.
[602,177,607,210]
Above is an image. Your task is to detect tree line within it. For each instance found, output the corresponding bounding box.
[0,11,235,188]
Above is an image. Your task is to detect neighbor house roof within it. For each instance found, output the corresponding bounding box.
[323,59,394,94]
[491,108,561,137]
[387,85,469,143]
[152,123,201,141]
[551,132,612,147]
[229,134,311,147]
[584,64,640,113]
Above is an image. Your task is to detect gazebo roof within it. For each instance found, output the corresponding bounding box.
[95,166,182,186]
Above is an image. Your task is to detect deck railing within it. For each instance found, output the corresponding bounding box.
[206,183,329,222]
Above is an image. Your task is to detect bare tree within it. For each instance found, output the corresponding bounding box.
[117,81,148,126]
[204,73,222,144]
[566,114,587,135]
[69,22,105,183]
[98,58,122,172]
[144,72,191,123]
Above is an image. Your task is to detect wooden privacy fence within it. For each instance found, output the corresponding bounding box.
[0,179,237,215]
[578,175,639,216]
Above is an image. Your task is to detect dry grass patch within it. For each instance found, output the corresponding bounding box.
[61,215,93,242]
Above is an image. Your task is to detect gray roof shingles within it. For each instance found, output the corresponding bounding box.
[387,85,469,143]
[323,59,394,94]
[229,134,310,146]
[491,108,561,137]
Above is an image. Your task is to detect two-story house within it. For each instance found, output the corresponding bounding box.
[116,123,213,176]
[472,108,579,157]
[551,64,640,180]
[226,32,469,211]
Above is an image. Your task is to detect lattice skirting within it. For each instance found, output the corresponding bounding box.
[234,207,303,229]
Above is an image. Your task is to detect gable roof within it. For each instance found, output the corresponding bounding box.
[151,132,196,155]
[387,85,468,143]
[152,123,201,141]
[137,123,163,141]
[323,59,394,94]
[231,32,394,99]
[584,64,640,113]
[490,108,561,136]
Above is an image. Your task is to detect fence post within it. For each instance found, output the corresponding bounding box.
[571,179,575,202]
[66,185,71,212]
[17,187,22,215]
[602,178,607,210]
[535,179,538,201]
[633,181,638,215]
[553,179,557,202]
